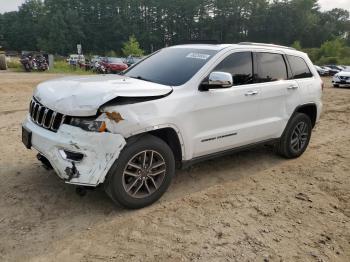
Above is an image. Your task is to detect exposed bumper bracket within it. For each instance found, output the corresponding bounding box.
[65,162,80,181]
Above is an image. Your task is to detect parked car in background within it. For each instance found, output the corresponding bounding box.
[78,59,92,71]
[332,68,350,88]
[315,65,329,76]
[67,54,85,66]
[321,66,339,76]
[124,56,143,67]
[326,64,343,71]
[337,65,346,70]
[101,57,128,73]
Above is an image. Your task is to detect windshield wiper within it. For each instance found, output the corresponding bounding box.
[130,76,155,83]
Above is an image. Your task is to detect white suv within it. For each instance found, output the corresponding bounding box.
[22,43,323,209]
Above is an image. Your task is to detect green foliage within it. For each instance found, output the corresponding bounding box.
[122,36,144,57]
[291,41,302,51]
[9,59,93,74]
[48,60,92,75]
[303,48,321,63]
[7,58,21,69]
[317,56,339,65]
[319,39,345,57]
[301,38,349,65]
[339,57,350,65]
[0,0,349,56]
[105,50,118,57]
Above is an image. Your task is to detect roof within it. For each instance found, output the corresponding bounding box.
[170,42,300,53]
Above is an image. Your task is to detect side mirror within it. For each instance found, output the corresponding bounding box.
[201,71,233,91]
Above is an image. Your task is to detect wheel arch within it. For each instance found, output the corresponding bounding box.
[280,103,318,139]
[126,125,185,168]
[294,103,317,128]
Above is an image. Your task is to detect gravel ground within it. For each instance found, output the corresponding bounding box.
[0,71,349,262]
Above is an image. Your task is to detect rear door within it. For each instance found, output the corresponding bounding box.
[286,55,315,106]
[253,51,301,140]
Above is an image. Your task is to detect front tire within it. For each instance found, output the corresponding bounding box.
[105,135,175,209]
[276,113,312,159]
[333,84,339,88]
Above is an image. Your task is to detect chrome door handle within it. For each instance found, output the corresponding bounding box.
[245,90,259,96]
[287,85,298,90]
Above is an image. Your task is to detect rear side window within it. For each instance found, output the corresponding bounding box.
[287,55,313,79]
[254,53,288,82]
[213,52,253,85]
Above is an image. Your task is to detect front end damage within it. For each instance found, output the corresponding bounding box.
[23,116,126,186]
[23,74,175,187]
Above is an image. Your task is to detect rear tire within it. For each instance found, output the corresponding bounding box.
[105,134,175,209]
[275,113,312,159]
[0,54,7,70]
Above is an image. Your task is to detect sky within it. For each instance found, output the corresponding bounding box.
[0,0,349,14]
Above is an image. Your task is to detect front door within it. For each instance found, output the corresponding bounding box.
[190,52,263,158]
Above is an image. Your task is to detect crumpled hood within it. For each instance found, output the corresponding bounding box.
[33,74,173,116]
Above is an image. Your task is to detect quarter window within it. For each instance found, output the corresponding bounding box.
[213,52,253,85]
[287,55,313,79]
[254,53,288,82]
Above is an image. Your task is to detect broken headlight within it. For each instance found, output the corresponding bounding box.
[69,117,106,132]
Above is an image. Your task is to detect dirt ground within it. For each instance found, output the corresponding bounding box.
[0,71,349,262]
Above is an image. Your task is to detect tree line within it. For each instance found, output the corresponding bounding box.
[0,0,349,57]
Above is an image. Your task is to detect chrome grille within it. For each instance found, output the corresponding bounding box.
[29,98,65,132]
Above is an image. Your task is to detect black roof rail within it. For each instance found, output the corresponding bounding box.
[238,42,296,50]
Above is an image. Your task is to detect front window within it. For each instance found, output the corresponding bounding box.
[125,48,218,86]
[213,52,253,86]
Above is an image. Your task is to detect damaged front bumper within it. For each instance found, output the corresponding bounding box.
[22,116,126,186]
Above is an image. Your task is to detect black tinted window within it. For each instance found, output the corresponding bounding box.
[287,55,313,79]
[214,52,253,85]
[125,48,217,86]
[255,53,287,82]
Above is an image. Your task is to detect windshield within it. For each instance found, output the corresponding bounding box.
[125,48,218,86]
[108,58,124,63]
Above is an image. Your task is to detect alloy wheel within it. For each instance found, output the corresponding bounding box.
[290,121,309,153]
[122,150,166,199]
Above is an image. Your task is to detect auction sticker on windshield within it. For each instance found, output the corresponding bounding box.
[186,53,211,60]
